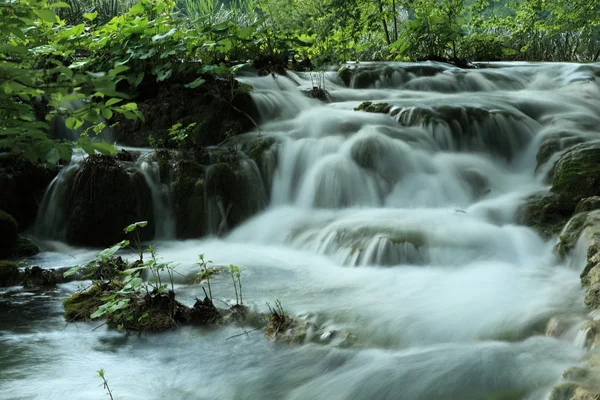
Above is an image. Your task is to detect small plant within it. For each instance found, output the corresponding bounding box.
[196,254,214,302]
[97,368,114,400]
[168,122,196,149]
[124,221,148,262]
[229,264,243,305]
[266,299,291,334]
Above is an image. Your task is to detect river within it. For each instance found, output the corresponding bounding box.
[3,62,600,399]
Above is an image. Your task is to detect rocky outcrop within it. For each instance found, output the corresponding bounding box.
[0,153,58,231]
[113,74,259,148]
[0,210,40,259]
[521,143,600,241]
[170,147,268,238]
[35,155,156,247]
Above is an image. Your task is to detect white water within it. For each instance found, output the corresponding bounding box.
[5,62,600,399]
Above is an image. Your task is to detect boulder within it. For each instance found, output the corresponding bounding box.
[555,211,600,258]
[518,193,574,239]
[551,143,600,205]
[0,261,19,287]
[65,155,155,247]
[0,210,18,258]
[0,153,58,231]
[113,74,259,148]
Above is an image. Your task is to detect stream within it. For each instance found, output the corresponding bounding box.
[3,62,600,399]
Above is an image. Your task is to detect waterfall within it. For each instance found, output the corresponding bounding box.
[138,160,176,240]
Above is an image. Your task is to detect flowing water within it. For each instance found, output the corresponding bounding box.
[4,62,600,399]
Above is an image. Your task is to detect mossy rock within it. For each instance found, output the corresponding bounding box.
[0,153,58,231]
[576,197,600,214]
[555,211,600,258]
[337,66,353,87]
[9,237,40,258]
[536,134,585,173]
[63,283,127,322]
[0,261,19,287]
[551,143,600,205]
[65,155,155,247]
[171,159,207,238]
[354,101,391,114]
[0,210,18,257]
[518,192,575,239]
[548,382,579,400]
[113,74,259,149]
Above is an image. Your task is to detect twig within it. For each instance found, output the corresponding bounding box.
[225,327,262,341]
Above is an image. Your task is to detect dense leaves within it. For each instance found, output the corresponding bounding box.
[1,0,598,164]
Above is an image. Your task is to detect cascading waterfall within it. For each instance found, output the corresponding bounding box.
[138,160,176,239]
[6,62,600,400]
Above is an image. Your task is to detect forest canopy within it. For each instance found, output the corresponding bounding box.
[1,0,599,163]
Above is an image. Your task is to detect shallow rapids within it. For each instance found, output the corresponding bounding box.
[4,62,600,399]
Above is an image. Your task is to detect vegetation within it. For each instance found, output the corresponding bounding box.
[2,0,598,164]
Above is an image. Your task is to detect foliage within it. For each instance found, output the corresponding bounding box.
[229,264,242,305]
[195,253,213,301]
[0,0,144,164]
[97,368,114,400]
[265,299,291,334]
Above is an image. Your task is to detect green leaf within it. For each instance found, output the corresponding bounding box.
[45,147,61,164]
[34,9,58,23]
[65,117,84,130]
[92,142,116,155]
[105,98,122,107]
[83,12,98,21]
[184,78,205,89]
[98,240,130,260]
[152,29,177,42]
[63,265,82,277]
[124,221,148,233]
[101,108,113,119]
[50,2,71,8]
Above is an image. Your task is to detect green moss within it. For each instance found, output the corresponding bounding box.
[0,210,18,257]
[519,193,575,239]
[0,261,19,287]
[10,237,40,258]
[206,163,238,200]
[337,66,353,87]
[552,143,600,204]
[65,155,155,247]
[555,211,600,258]
[575,196,600,214]
[63,284,105,321]
[548,383,578,400]
[171,160,206,238]
[354,101,391,114]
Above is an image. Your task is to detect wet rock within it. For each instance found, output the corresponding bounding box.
[547,316,580,338]
[555,211,600,258]
[577,197,600,214]
[9,237,40,258]
[0,210,18,258]
[551,143,600,206]
[65,155,155,247]
[21,266,61,288]
[114,75,259,148]
[0,261,20,287]
[536,134,586,174]
[265,315,317,345]
[549,383,583,400]
[582,242,600,286]
[337,66,352,87]
[0,153,58,231]
[171,159,207,238]
[518,192,574,239]
[354,101,392,114]
[63,283,107,321]
[584,285,600,309]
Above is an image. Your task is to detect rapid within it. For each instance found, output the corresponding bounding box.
[3,61,600,399]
